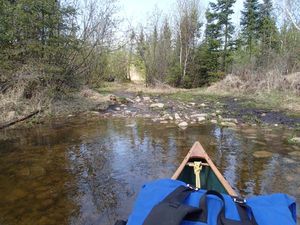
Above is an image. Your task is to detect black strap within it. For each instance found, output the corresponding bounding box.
[114,220,127,225]
[199,191,258,225]
[143,185,202,225]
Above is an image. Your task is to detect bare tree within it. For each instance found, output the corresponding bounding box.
[283,0,300,31]
[175,0,202,83]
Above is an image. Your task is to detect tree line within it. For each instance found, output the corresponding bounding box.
[0,0,299,97]
[134,0,300,88]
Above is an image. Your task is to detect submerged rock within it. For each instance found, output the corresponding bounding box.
[253,151,273,158]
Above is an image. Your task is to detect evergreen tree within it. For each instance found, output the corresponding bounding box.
[257,0,279,64]
[205,6,222,73]
[218,0,236,72]
[240,0,260,59]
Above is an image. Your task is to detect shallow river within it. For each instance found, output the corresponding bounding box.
[0,118,299,225]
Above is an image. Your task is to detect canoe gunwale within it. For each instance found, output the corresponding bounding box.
[171,141,237,197]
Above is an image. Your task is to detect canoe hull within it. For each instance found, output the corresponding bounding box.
[172,142,237,196]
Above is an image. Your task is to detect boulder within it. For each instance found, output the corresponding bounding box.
[189,102,196,106]
[150,103,164,108]
[199,103,206,107]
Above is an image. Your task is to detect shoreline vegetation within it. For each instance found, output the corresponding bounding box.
[0,0,299,136]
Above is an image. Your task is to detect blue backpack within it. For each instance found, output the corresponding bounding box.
[117,179,297,225]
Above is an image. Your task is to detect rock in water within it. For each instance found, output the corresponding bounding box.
[150,103,164,108]
[253,151,273,158]
[178,121,188,129]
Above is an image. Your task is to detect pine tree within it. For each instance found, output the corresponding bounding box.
[218,0,236,72]
[240,0,260,59]
[257,0,279,64]
[205,6,222,73]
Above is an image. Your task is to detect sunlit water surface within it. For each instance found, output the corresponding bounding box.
[0,118,299,225]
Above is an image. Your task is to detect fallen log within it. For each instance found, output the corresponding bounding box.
[0,110,42,129]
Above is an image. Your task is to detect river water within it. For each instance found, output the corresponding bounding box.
[0,118,299,225]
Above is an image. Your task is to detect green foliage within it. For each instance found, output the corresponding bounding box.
[0,0,79,97]
[240,0,260,58]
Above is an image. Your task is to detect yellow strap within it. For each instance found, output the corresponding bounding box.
[193,162,202,189]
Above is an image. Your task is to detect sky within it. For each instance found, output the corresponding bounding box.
[119,0,245,27]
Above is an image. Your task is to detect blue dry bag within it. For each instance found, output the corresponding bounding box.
[120,179,297,225]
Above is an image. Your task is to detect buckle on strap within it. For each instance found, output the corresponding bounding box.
[233,197,247,204]
[187,184,199,191]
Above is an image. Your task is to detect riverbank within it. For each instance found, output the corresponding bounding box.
[1,82,300,134]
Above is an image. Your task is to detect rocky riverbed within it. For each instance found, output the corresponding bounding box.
[77,89,300,132]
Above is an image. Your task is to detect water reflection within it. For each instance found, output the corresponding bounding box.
[0,118,299,224]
